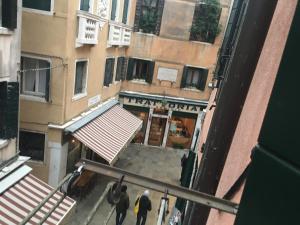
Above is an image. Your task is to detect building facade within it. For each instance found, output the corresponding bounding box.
[19,0,231,185]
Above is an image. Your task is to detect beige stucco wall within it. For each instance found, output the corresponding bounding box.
[205,1,298,224]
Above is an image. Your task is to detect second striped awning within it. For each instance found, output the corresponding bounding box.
[72,105,142,164]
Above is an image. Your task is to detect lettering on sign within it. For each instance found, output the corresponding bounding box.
[157,67,178,82]
[123,97,202,113]
[88,95,101,107]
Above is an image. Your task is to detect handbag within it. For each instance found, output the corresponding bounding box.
[134,196,140,215]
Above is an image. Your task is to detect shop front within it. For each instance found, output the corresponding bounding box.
[119,92,207,150]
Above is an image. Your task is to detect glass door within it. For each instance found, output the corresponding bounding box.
[148,117,167,146]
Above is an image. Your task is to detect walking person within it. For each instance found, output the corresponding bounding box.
[135,190,152,225]
[116,185,129,225]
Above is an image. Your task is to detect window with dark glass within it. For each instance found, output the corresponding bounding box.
[126,58,155,83]
[19,131,45,161]
[23,0,51,12]
[115,57,127,81]
[180,66,208,91]
[74,60,88,95]
[80,0,90,12]
[1,0,17,29]
[110,0,117,20]
[133,0,164,34]
[21,56,51,101]
[122,0,130,24]
[103,58,115,87]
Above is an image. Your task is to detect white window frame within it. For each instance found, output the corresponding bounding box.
[22,0,54,16]
[122,0,131,25]
[78,0,94,14]
[73,59,89,100]
[21,54,51,99]
[109,0,120,22]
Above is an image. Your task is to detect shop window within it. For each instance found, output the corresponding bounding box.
[126,58,155,84]
[180,66,208,91]
[1,0,17,29]
[115,57,127,82]
[74,60,88,95]
[21,56,51,101]
[19,131,45,161]
[122,0,130,24]
[23,0,52,12]
[103,58,115,87]
[133,0,164,35]
[166,112,197,149]
[124,105,149,144]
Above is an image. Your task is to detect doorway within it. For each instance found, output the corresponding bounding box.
[148,117,167,146]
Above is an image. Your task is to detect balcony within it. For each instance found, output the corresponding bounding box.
[76,10,106,48]
[108,21,132,47]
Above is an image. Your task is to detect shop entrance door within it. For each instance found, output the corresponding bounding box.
[148,117,167,146]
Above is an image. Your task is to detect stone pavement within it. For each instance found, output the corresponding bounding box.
[67,144,185,225]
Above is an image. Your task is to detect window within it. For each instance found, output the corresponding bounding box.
[19,131,45,161]
[122,0,129,24]
[115,57,127,82]
[80,0,92,12]
[126,58,155,83]
[110,0,118,21]
[103,58,115,87]
[74,60,88,95]
[1,0,17,29]
[133,0,164,34]
[21,56,51,101]
[180,66,209,91]
[23,0,52,12]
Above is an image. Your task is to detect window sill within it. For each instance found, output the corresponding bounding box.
[22,7,53,16]
[72,92,87,101]
[130,79,149,85]
[0,139,9,149]
[135,32,156,37]
[190,40,213,46]
[0,27,13,35]
[182,87,203,93]
[21,94,47,103]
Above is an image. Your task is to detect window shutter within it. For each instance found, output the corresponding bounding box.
[197,69,209,91]
[122,0,129,24]
[146,61,155,84]
[126,58,134,80]
[155,0,165,35]
[103,59,111,87]
[45,62,51,102]
[0,82,19,139]
[133,0,143,32]
[121,58,128,80]
[111,0,117,20]
[180,66,188,88]
[2,0,17,29]
[116,57,124,81]
[109,58,115,84]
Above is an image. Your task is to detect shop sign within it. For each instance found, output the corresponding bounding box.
[123,97,201,113]
[157,67,178,82]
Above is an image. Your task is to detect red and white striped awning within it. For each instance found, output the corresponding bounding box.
[73,105,142,164]
[0,173,76,225]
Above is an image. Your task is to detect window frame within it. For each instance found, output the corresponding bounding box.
[110,0,120,21]
[182,65,209,91]
[21,54,51,99]
[122,0,131,24]
[22,0,54,16]
[19,130,46,163]
[132,59,150,81]
[103,57,116,87]
[185,68,201,88]
[73,59,89,100]
[78,0,94,13]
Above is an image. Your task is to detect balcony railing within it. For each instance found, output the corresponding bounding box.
[76,10,104,48]
[108,21,132,46]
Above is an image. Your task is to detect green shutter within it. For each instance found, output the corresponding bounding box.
[109,58,115,84]
[134,0,143,31]
[146,61,155,84]
[111,0,117,20]
[197,69,209,91]
[0,82,19,139]
[126,58,134,80]
[2,0,17,29]
[180,66,188,88]
[121,58,128,80]
[103,59,110,87]
[23,0,51,11]
[45,62,51,102]
[80,0,90,11]
[116,57,124,81]
[122,0,129,24]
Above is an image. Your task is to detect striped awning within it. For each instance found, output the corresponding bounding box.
[72,105,142,164]
[0,173,76,225]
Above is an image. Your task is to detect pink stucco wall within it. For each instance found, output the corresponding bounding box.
[205,0,298,224]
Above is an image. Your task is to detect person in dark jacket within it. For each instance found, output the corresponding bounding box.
[116,185,130,225]
[136,190,152,225]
